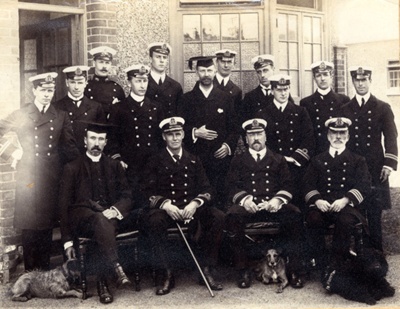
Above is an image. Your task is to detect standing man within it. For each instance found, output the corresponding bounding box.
[238,54,275,125]
[256,74,314,210]
[84,46,125,116]
[0,73,79,271]
[140,117,225,295]
[54,65,106,153]
[178,56,238,208]
[59,122,136,304]
[341,66,398,251]
[300,61,350,154]
[146,42,183,118]
[304,117,371,268]
[225,118,306,289]
[213,49,242,114]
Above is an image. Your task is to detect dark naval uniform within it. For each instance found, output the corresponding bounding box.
[146,74,183,118]
[213,77,242,114]
[84,75,125,116]
[256,102,315,209]
[140,148,224,269]
[238,86,272,125]
[303,149,371,266]
[0,103,79,269]
[178,82,238,207]
[54,96,106,153]
[341,95,398,250]
[300,90,349,154]
[225,149,305,276]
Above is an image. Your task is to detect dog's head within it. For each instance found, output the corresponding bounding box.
[266,248,282,267]
[356,248,388,279]
[62,259,81,282]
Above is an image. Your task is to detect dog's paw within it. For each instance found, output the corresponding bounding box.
[276,287,283,293]
[12,296,29,302]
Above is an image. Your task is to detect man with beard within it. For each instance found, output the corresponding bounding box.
[340,66,398,252]
[303,117,371,268]
[54,65,106,153]
[59,122,137,304]
[178,56,238,209]
[225,118,306,289]
[146,42,183,118]
[300,61,349,155]
[84,46,125,116]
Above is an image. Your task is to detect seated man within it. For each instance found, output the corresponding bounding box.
[59,122,137,304]
[140,116,225,295]
[225,118,306,289]
[304,117,371,269]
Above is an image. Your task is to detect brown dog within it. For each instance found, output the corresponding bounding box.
[256,248,288,293]
[9,259,83,302]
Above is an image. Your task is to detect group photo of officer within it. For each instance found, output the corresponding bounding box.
[0,41,397,305]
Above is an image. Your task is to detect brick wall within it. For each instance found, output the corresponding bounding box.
[333,46,348,95]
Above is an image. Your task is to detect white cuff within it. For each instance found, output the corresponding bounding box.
[64,241,73,250]
[222,142,232,156]
[239,195,253,207]
[192,128,198,143]
[110,206,123,220]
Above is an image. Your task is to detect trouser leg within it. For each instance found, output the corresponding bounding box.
[22,228,52,271]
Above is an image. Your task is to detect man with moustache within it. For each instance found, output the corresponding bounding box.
[54,65,106,153]
[178,56,238,208]
[300,61,349,155]
[146,42,183,118]
[59,122,136,304]
[140,117,225,295]
[225,118,306,289]
[303,117,371,268]
[341,66,398,252]
[256,74,314,211]
[84,46,125,116]
[0,72,79,271]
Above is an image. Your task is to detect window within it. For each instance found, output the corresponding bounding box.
[388,60,400,89]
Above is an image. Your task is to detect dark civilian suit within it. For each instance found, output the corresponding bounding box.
[59,154,134,266]
[146,74,183,118]
[303,148,371,265]
[213,77,242,114]
[140,148,224,268]
[0,103,79,270]
[84,75,125,116]
[300,90,349,154]
[178,82,238,208]
[341,95,398,250]
[54,95,106,153]
[225,149,305,275]
[238,85,272,126]
[256,102,315,209]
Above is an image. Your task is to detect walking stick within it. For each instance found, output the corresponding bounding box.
[175,221,215,297]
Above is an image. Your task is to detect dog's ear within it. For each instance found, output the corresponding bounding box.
[66,259,80,272]
[276,248,283,255]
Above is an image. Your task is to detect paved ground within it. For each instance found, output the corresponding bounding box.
[1,254,399,309]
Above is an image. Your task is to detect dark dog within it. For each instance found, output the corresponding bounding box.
[256,248,288,293]
[9,259,83,302]
[321,248,395,305]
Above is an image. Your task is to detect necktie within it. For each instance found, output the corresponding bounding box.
[361,98,365,108]
[41,105,46,115]
[320,95,324,101]
[334,151,338,158]
[173,154,180,164]
[279,106,283,113]
[256,153,261,163]
[221,79,225,87]
[159,77,163,86]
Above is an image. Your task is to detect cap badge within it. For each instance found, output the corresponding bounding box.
[336,118,344,126]
[252,119,259,127]
[258,57,263,63]
[45,75,53,82]
[357,67,364,75]
[75,67,82,76]
[320,62,326,70]
[170,118,176,125]
[139,66,147,73]
[279,78,286,85]
[223,50,230,57]
[162,43,168,51]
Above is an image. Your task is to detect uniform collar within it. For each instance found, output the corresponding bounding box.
[68,93,84,103]
[34,100,50,114]
[199,83,213,98]
[166,147,183,162]
[130,92,145,105]
[355,92,371,106]
[216,73,229,85]
[273,99,288,112]
[249,147,267,161]
[317,87,331,96]
[150,70,166,84]
[329,146,346,158]
[86,152,102,162]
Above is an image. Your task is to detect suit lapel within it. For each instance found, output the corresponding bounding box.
[29,103,57,127]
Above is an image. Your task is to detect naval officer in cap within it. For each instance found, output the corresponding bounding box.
[300,61,350,155]
[54,65,106,153]
[146,42,183,118]
[0,72,79,271]
[341,66,398,252]
[84,46,125,116]
[304,117,371,268]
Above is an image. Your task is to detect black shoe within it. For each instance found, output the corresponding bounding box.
[155,269,175,296]
[114,263,132,289]
[290,273,304,289]
[237,269,251,289]
[97,280,113,304]
[200,266,223,290]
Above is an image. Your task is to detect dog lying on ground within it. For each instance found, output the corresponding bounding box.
[9,259,83,302]
[321,248,395,305]
[256,248,288,293]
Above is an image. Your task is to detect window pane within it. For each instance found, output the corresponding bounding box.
[278,42,288,69]
[278,14,287,41]
[303,70,314,96]
[312,44,321,62]
[24,39,37,71]
[183,72,198,92]
[43,31,55,67]
[57,28,69,65]
[183,43,201,71]
[289,42,298,69]
[303,16,312,43]
[312,17,321,43]
[183,15,201,42]
[241,42,259,70]
[288,14,298,41]
[202,15,220,41]
[303,43,312,68]
[221,14,239,41]
[289,71,299,97]
[277,0,315,8]
[242,70,259,94]
[203,43,220,56]
[241,13,258,41]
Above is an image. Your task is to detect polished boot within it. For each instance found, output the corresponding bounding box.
[155,269,175,296]
[237,268,251,289]
[97,280,113,304]
[114,263,132,288]
[200,266,223,290]
[290,273,305,289]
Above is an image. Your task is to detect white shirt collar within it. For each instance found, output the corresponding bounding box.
[355,92,371,106]
[67,93,84,107]
[166,147,183,161]
[34,100,49,114]
[249,147,267,161]
[273,99,288,112]
[329,146,346,158]
[199,83,213,98]
[86,152,102,162]
[317,87,331,96]
[150,70,166,84]
[130,92,145,105]
[216,73,229,85]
